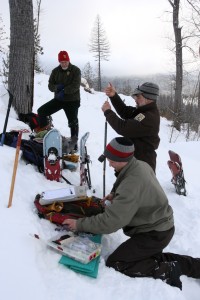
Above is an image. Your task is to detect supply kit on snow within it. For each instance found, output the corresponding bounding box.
[31,232,102,264]
[31,231,102,278]
[33,189,103,277]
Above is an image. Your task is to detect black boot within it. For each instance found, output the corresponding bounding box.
[153,260,182,290]
[162,253,200,279]
[70,125,79,153]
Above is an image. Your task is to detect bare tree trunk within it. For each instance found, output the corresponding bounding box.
[8,0,34,114]
[197,73,200,131]
[169,0,183,131]
[98,53,101,91]
[198,72,200,114]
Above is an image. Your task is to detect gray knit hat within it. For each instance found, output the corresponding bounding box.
[103,137,135,162]
[132,82,159,101]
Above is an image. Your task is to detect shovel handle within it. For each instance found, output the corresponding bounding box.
[8,131,23,208]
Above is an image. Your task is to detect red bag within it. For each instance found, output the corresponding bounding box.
[34,194,104,225]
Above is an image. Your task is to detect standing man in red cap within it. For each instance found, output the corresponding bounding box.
[37,50,81,152]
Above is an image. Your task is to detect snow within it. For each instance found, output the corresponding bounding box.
[1,73,200,300]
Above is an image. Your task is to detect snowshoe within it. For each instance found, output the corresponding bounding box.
[80,132,92,189]
[168,150,187,196]
[43,129,62,181]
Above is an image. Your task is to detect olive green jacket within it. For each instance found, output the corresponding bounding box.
[48,63,81,102]
[77,157,174,235]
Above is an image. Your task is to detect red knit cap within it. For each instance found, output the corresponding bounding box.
[103,137,135,162]
[58,51,70,62]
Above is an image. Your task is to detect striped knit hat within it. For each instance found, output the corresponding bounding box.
[103,137,135,162]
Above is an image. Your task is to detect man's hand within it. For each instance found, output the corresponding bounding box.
[101,193,114,207]
[102,100,111,112]
[55,89,65,100]
[62,219,77,231]
[105,83,116,97]
[56,84,64,92]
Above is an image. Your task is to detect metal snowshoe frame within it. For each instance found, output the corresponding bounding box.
[168,150,187,196]
[80,132,92,189]
[43,129,62,182]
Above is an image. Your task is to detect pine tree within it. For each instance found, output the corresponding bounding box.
[89,15,110,91]
[82,62,95,88]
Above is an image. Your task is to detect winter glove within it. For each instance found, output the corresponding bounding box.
[56,84,64,92]
[55,89,65,100]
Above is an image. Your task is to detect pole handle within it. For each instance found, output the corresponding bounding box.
[103,120,108,198]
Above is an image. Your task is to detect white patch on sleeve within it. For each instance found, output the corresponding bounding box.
[134,113,145,122]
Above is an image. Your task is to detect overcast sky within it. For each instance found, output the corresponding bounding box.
[1,0,175,76]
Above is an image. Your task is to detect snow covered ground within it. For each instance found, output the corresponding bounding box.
[0,74,200,300]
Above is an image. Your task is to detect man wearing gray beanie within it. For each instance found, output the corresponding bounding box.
[102,82,160,172]
[64,137,200,289]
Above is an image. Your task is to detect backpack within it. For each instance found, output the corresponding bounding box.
[34,194,104,225]
[0,131,44,172]
[18,113,52,132]
[0,131,19,148]
[21,139,44,172]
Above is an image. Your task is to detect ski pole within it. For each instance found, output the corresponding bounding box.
[102,84,112,197]
[0,90,13,146]
[103,119,107,198]
[7,129,29,208]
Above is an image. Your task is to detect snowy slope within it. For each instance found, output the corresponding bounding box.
[0,74,200,300]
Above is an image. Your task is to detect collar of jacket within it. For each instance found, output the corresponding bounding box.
[116,156,138,177]
[137,101,157,113]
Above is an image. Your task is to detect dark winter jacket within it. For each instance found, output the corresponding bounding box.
[104,93,160,171]
[77,157,174,235]
[48,63,81,102]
